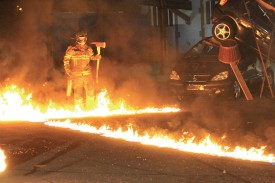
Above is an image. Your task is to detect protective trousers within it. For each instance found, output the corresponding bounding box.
[71,75,95,108]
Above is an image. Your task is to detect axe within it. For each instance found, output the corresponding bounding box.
[91,42,106,84]
[66,79,72,97]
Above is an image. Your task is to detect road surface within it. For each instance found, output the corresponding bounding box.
[0,98,275,183]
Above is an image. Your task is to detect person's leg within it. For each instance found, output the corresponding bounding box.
[83,75,96,109]
[72,77,84,107]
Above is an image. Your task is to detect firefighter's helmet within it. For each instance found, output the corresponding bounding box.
[76,31,87,45]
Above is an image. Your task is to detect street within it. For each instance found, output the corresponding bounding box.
[0,98,275,183]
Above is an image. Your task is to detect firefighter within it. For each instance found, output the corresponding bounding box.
[63,31,101,108]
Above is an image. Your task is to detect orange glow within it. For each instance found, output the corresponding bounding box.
[0,149,6,173]
[0,85,180,121]
[0,85,44,121]
[45,120,275,163]
[219,0,228,6]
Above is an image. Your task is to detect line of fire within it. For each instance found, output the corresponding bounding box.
[0,0,275,182]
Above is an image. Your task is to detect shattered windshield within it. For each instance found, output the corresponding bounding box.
[184,40,218,58]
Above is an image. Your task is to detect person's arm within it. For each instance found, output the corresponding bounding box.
[88,47,101,61]
[256,0,275,11]
[64,46,73,76]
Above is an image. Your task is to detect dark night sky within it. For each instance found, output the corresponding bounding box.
[0,0,23,37]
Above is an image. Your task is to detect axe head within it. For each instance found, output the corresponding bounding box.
[91,42,106,48]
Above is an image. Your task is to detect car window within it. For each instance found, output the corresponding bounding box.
[184,41,218,57]
[247,1,272,25]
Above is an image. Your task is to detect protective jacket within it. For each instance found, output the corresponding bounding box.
[64,44,97,77]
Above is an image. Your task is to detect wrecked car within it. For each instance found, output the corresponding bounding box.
[211,0,275,62]
[168,37,274,101]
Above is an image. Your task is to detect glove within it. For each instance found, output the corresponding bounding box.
[96,54,102,60]
[66,71,72,77]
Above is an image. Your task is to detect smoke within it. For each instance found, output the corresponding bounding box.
[0,0,60,91]
[49,0,172,107]
[97,59,167,108]
[0,0,173,107]
[179,97,275,152]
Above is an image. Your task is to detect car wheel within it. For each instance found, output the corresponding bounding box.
[212,20,236,41]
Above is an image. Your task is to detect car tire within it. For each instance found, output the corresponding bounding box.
[212,20,236,41]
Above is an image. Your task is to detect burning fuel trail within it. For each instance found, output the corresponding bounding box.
[45,120,275,163]
[0,85,180,121]
[0,84,275,164]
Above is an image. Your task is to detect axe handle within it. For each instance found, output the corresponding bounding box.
[66,79,72,96]
[96,47,101,84]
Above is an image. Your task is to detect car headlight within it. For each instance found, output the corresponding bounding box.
[211,71,228,81]
[169,70,181,80]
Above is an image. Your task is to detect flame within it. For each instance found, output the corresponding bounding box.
[0,84,275,163]
[46,120,275,163]
[0,149,7,173]
[0,85,180,121]
[0,85,44,121]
